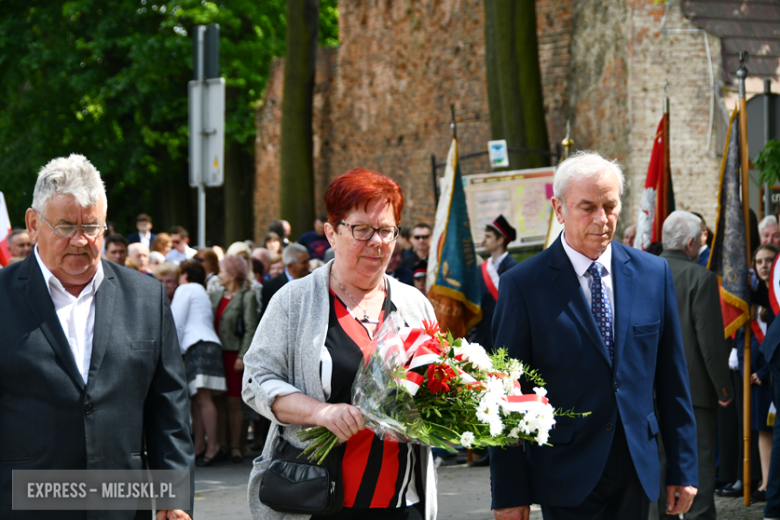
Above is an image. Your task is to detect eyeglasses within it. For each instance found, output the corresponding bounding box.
[339,221,399,242]
[413,234,431,240]
[36,211,106,239]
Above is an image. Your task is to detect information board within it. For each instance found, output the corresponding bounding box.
[462,167,556,249]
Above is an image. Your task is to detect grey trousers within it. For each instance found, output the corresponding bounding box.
[652,406,716,520]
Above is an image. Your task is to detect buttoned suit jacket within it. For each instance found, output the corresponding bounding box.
[660,249,733,408]
[470,254,518,351]
[489,237,697,509]
[0,255,194,519]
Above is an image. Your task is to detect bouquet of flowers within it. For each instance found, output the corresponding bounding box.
[299,312,576,464]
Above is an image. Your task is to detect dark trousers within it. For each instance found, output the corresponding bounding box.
[765,362,780,517]
[718,370,741,483]
[654,406,716,520]
[541,421,649,520]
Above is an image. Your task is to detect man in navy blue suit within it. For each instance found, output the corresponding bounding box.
[470,215,518,353]
[489,151,698,520]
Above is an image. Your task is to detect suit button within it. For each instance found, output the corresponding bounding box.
[84,405,94,415]
[614,382,620,392]
[605,423,614,432]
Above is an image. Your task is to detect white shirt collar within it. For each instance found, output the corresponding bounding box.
[561,232,612,278]
[490,251,509,268]
[34,245,105,298]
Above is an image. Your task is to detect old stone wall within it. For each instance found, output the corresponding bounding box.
[625,0,723,230]
[254,0,724,243]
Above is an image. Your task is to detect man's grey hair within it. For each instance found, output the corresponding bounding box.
[759,216,779,235]
[662,211,702,252]
[282,243,308,266]
[553,151,624,211]
[32,154,107,214]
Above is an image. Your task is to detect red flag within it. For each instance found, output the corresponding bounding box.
[635,116,673,250]
[0,192,12,267]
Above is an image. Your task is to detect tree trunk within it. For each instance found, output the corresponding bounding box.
[484,0,550,169]
[280,0,319,238]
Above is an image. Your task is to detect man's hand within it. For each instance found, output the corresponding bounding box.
[494,506,530,520]
[666,485,697,515]
[719,398,734,407]
[156,510,191,520]
[234,357,244,372]
[751,373,762,386]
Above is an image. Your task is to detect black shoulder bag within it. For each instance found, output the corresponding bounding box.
[234,289,246,338]
[259,438,344,515]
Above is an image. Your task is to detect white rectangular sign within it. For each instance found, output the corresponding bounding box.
[189,78,225,187]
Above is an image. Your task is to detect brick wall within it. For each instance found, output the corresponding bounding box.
[626,0,723,230]
[254,0,724,242]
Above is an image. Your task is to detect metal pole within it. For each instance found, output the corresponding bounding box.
[765,79,773,219]
[561,120,574,160]
[737,50,752,506]
[198,184,206,249]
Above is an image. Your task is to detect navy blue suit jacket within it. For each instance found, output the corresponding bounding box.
[489,237,697,508]
[127,232,156,245]
[470,254,518,351]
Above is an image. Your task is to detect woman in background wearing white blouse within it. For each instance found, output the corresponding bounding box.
[172,260,227,466]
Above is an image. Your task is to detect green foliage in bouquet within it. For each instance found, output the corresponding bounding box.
[298,321,588,464]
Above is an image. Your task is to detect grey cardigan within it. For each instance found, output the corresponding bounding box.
[242,260,439,520]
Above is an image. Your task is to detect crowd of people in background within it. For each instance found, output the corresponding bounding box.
[11,194,780,512]
[619,207,780,516]
[5,211,433,467]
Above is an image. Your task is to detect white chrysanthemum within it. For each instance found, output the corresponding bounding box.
[489,416,504,437]
[460,431,475,448]
[518,419,532,435]
[535,430,550,445]
[508,360,523,381]
[533,387,547,398]
[485,376,505,397]
[477,394,501,424]
[508,427,521,439]
[454,340,493,371]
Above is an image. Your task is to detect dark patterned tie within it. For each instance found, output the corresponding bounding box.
[587,262,613,361]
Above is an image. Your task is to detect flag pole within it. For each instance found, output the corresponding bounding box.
[737,50,752,506]
[662,81,671,237]
[561,120,574,161]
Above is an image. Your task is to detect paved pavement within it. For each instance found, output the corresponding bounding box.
[191,458,767,519]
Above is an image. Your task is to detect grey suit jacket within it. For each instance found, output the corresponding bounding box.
[0,255,195,519]
[661,249,734,408]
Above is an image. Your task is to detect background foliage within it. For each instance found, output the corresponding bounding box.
[0,0,338,234]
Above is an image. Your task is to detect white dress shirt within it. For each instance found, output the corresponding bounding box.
[486,251,509,289]
[561,233,615,336]
[170,282,222,354]
[34,246,104,384]
[165,245,197,265]
[138,230,152,249]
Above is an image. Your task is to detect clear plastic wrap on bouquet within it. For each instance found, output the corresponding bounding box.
[349,311,423,444]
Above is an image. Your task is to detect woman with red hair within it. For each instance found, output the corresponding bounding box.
[243,169,439,520]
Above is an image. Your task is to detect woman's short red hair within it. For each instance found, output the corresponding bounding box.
[324,168,404,227]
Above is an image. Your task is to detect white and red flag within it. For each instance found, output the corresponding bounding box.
[0,192,12,267]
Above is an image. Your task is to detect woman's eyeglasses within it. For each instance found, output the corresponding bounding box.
[339,222,399,242]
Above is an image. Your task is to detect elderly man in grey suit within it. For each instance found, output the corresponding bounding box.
[657,210,734,519]
[0,154,194,520]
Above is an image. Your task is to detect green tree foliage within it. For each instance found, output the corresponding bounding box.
[0,0,338,233]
